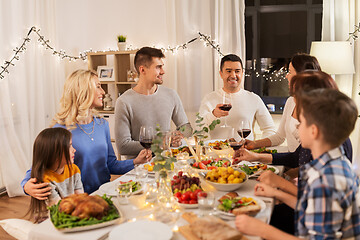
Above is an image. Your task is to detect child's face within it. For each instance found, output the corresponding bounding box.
[69,140,76,164]
[298,112,312,149]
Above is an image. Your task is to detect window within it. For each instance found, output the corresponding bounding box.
[244,0,323,113]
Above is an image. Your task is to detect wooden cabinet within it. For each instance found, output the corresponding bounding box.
[87,50,137,114]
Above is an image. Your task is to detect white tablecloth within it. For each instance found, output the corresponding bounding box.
[28,163,284,240]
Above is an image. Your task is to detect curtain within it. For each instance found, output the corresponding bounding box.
[0,0,65,196]
[322,0,360,165]
[165,0,246,114]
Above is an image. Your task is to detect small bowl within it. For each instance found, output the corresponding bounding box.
[199,170,248,192]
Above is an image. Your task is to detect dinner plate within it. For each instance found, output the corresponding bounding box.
[179,202,198,209]
[109,220,173,240]
[215,196,266,220]
[237,164,280,177]
[50,201,123,232]
[99,181,144,196]
[204,139,228,148]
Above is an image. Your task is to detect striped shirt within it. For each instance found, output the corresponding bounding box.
[295,146,360,239]
[43,164,83,204]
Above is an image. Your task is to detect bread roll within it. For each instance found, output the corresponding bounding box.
[189,215,243,240]
[232,204,261,216]
[218,192,239,202]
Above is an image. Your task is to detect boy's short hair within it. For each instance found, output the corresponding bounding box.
[134,47,165,74]
[297,89,358,148]
[220,54,243,71]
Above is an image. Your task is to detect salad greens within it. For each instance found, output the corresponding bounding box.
[117,181,141,193]
[49,194,120,229]
[217,197,256,212]
[251,147,277,154]
[240,164,275,176]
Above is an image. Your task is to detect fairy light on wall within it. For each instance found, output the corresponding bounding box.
[0,27,225,80]
[245,66,288,82]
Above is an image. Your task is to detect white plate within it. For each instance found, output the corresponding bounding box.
[204,139,228,148]
[51,204,123,232]
[215,196,266,220]
[109,220,173,240]
[99,181,144,196]
[237,164,280,177]
[179,202,198,209]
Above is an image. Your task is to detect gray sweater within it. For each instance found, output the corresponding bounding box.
[115,85,191,159]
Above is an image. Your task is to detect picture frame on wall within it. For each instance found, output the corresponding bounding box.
[97,66,115,81]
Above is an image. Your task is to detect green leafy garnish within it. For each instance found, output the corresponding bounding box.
[48,194,120,229]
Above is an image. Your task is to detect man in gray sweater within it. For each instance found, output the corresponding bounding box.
[115,47,192,159]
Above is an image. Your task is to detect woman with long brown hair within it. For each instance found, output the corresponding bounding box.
[245,53,321,152]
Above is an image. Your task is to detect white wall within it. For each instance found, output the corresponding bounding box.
[54,0,171,83]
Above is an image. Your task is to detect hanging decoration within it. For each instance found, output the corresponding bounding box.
[0,26,288,82]
[347,22,360,42]
[0,27,223,80]
[245,66,288,82]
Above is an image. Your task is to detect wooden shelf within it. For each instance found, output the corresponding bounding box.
[97,110,114,114]
[88,50,137,99]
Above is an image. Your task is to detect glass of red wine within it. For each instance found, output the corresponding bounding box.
[238,120,252,140]
[228,128,244,151]
[220,92,232,127]
[139,126,154,149]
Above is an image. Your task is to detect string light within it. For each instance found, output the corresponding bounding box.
[347,22,360,42]
[0,27,225,80]
[1,26,287,82]
[245,66,288,82]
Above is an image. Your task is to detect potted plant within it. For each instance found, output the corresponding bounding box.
[117,35,127,51]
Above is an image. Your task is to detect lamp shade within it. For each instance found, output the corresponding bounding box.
[310,41,355,75]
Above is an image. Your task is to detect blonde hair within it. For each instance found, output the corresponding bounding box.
[51,69,100,129]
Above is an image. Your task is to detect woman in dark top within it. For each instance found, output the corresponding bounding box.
[233,71,352,234]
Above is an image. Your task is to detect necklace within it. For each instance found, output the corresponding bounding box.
[77,120,95,141]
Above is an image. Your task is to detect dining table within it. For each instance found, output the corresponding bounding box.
[28,146,286,240]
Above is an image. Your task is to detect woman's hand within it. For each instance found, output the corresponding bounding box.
[134,149,152,165]
[24,178,51,200]
[254,182,277,198]
[232,148,259,164]
[256,170,283,188]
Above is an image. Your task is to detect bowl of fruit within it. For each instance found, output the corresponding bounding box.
[199,167,248,192]
[171,171,205,208]
[188,158,231,172]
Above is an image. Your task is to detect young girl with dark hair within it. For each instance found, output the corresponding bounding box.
[28,127,83,222]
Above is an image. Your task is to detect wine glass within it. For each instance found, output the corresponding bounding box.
[238,120,252,140]
[219,92,232,127]
[197,191,215,217]
[116,182,133,205]
[139,126,154,149]
[228,128,245,151]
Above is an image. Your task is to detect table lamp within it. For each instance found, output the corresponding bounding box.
[310,41,355,75]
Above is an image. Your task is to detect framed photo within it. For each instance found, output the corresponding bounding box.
[97,66,115,81]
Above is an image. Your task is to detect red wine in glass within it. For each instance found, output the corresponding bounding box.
[229,142,243,150]
[237,129,252,138]
[140,139,152,149]
[219,104,232,111]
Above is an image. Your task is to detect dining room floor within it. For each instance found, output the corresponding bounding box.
[0,193,31,240]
